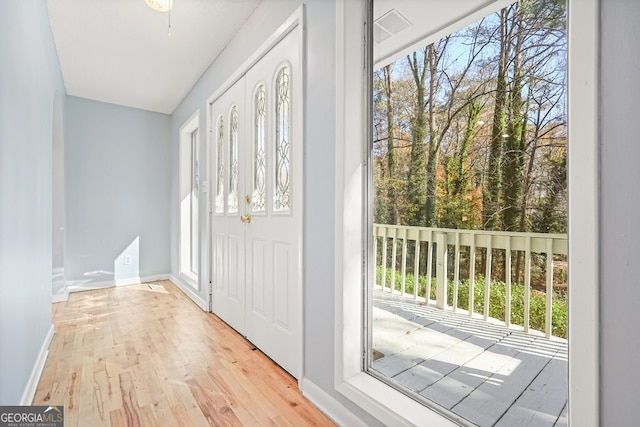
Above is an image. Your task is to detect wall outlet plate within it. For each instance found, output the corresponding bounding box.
[124,255,132,265]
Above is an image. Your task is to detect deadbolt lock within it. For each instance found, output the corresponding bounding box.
[245,195,251,204]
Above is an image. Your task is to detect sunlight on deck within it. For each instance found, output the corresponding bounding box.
[371,291,567,427]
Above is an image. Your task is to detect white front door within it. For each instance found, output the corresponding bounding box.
[210,25,302,378]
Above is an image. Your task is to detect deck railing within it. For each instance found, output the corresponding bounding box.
[373,224,567,338]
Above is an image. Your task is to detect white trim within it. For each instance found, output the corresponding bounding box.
[179,109,200,134]
[179,110,201,288]
[169,274,209,311]
[334,0,365,389]
[334,2,452,425]
[65,274,171,293]
[297,3,307,386]
[337,374,460,427]
[179,271,198,288]
[206,97,214,313]
[52,292,68,303]
[300,378,368,427]
[21,324,55,405]
[567,0,599,425]
[206,6,304,108]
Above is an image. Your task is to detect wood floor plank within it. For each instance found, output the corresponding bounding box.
[34,281,334,427]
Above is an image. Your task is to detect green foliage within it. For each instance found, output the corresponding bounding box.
[376,266,567,338]
[376,264,434,299]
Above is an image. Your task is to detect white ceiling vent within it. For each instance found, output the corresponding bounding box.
[374,9,412,44]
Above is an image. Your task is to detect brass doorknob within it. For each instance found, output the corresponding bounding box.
[240,213,252,223]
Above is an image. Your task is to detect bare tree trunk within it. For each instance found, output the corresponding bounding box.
[406,49,428,226]
[484,7,510,231]
[383,65,398,225]
[503,3,527,232]
[425,44,439,227]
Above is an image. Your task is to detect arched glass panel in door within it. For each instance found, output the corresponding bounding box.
[274,66,290,213]
[215,115,224,214]
[228,105,239,214]
[253,84,267,213]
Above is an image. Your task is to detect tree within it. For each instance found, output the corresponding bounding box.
[405,49,429,226]
[372,0,567,239]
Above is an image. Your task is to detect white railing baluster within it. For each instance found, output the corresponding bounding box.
[469,234,476,317]
[413,233,421,300]
[435,232,448,310]
[505,237,512,327]
[426,230,433,302]
[372,224,566,338]
[545,238,554,338]
[381,227,388,292]
[400,228,408,295]
[390,228,397,293]
[453,232,460,311]
[524,237,531,333]
[373,227,378,286]
[484,235,493,321]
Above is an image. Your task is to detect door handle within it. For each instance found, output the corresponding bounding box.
[240,213,252,224]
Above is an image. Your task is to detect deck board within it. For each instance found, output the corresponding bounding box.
[495,357,567,426]
[372,291,568,427]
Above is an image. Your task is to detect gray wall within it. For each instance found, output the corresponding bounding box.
[0,0,65,404]
[599,0,640,424]
[169,0,379,423]
[65,96,171,287]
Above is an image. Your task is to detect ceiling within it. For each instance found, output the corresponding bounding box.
[374,0,514,68]
[47,0,261,114]
[46,0,512,114]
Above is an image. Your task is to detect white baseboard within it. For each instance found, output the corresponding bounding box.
[114,274,170,286]
[300,378,368,427]
[65,274,171,294]
[20,324,55,405]
[139,274,171,283]
[168,275,209,311]
[52,292,68,303]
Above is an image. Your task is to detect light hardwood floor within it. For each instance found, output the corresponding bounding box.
[33,281,335,427]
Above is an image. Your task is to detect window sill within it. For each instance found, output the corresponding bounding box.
[337,372,460,427]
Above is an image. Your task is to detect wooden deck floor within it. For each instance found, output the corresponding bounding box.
[33,281,335,427]
[372,291,568,427]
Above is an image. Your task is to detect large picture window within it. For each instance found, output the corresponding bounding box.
[331,0,600,424]
[367,1,568,425]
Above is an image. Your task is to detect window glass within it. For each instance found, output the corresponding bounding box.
[368,2,568,425]
[274,67,291,213]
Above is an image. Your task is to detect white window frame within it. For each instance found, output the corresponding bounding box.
[334,0,599,425]
[179,110,201,288]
